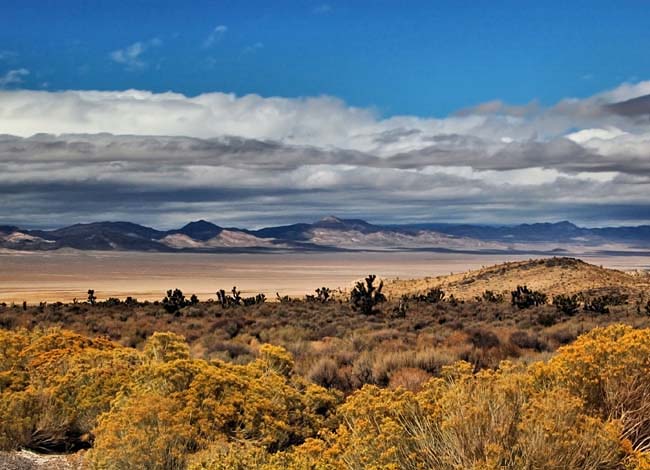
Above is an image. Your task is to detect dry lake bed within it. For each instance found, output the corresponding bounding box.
[1,249,649,304]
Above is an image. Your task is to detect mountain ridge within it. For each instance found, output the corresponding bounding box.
[1,217,649,254]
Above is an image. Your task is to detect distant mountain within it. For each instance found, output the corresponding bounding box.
[1,217,649,254]
[0,225,19,235]
[388,221,650,247]
[251,216,381,241]
[168,220,224,241]
[29,222,168,251]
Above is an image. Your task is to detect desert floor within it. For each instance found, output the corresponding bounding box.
[1,249,649,304]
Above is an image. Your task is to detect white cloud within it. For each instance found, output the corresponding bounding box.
[203,25,228,48]
[242,42,264,54]
[595,81,650,103]
[566,127,628,144]
[0,68,29,88]
[2,80,650,225]
[110,39,162,70]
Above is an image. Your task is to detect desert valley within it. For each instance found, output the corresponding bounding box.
[4,1,650,468]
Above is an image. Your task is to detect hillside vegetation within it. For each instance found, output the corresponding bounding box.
[1,257,650,468]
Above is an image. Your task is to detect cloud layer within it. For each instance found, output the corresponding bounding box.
[1,82,650,228]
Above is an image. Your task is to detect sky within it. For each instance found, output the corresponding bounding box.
[1,1,650,228]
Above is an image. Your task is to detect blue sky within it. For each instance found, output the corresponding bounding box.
[2,1,650,227]
[2,0,650,116]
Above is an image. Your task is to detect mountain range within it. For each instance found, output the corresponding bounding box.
[1,217,649,254]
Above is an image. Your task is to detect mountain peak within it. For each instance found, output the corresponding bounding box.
[318,215,344,224]
[318,215,343,224]
[181,220,220,230]
[312,216,378,233]
[177,220,223,241]
[554,220,578,228]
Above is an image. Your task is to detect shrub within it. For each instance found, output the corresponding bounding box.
[308,357,351,391]
[323,362,628,470]
[0,329,139,452]
[509,331,548,352]
[537,311,558,327]
[537,325,650,452]
[388,367,431,392]
[468,328,500,349]
[88,344,339,468]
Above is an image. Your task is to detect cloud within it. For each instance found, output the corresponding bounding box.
[0,68,29,88]
[1,80,650,227]
[110,39,162,70]
[242,42,264,54]
[203,25,228,48]
[605,94,650,117]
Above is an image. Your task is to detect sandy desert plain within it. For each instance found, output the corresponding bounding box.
[2,248,650,304]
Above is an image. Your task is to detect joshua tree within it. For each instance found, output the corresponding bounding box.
[553,294,580,316]
[231,286,242,306]
[392,295,409,318]
[87,289,97,306]
[162,288,187,314]
[316,287,331,303]
[414,287,445,304]
[306,287,332,303]
[350,274,386,315]
[276,293,292,303]
[584,296,611,314]
[481,290,504,303]
[216,289,229,308]
[242,293,266,306]
[511,285,547,309]
[217,287,262,308]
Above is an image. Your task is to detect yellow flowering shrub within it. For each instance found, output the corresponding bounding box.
[143,331,191,362]
[3,325,650,468]
[323,361,630,470]
[87,341,340,469]
[539,324,650,451]
[514,388,625,469]
[0,328,139,450]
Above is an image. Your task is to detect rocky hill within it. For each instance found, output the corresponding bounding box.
[384,257,650,300]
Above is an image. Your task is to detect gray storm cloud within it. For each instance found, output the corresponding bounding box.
[1,81,650,228]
